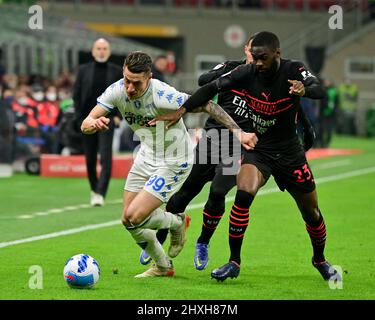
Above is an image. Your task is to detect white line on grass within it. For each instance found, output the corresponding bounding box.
[313,159,352,170]
[0,221,119,249]
[13,160,353,220]
[17,199,123,219]
[1,166,375,249]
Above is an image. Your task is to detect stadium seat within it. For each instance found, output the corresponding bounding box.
[342,0,364,11]
[172,0,184,6]
[260,0,272,9]
[275,0,290,10]
[308,0,322,11]
[323,0,337,10]
[294,0,304,10]
[80,0,101,3]
[110,0,134,4]
[203,0,214,7]
[188,0,199,6]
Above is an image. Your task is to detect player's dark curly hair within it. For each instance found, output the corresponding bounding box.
[251,31,280,51]
[124,51,152,74]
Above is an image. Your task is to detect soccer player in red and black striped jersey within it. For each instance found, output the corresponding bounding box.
[151,31,339,282]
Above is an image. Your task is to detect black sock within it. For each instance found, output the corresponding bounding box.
[305,211,326,263]
[155,229,169,245]
[197,210,223,244]
[229,190,254,265]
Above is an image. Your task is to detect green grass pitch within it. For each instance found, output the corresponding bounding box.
[0,135,374,300]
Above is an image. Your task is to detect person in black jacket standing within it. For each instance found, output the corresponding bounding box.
[73,38,123,206]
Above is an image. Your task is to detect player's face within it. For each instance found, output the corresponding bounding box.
[123,67,151,100]
[92,39,111,63]
[250,46,280,74]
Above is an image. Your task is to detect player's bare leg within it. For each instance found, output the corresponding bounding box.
[122,190,182,277]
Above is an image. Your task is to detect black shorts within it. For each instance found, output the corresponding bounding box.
[184,133,243,191]
[242,148,316,193]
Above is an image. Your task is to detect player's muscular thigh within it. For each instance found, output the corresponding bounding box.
[124,190,163,226]
[121,191,138,226]
[236,164,265,196]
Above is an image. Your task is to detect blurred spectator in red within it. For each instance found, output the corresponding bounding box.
[166,51,177,74]
[37,85,62,154]
[12,85,39,136]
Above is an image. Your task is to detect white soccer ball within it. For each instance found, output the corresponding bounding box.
[63,254,100,289]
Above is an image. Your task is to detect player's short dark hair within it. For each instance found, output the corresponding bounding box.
[245,32,258,45]
[124,51,152,74]
[251,31,280,51]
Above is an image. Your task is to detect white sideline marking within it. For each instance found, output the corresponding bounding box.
[0,221,119,249]
[313,159,352,170]
[12,159,353,220]
[17,199,123,219]
[1,166,375,249]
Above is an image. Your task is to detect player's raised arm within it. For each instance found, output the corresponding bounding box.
[81,104,110,134]
[288,62,325,99]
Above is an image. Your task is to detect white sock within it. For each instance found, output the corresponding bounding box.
[140,208,182,231]
[127,227,169,268]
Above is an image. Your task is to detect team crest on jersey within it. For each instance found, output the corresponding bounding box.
[134,100,141,109]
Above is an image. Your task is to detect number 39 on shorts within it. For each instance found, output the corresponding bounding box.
[146,175,166,192]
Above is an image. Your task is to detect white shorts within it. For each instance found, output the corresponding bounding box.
[124,157,193,203]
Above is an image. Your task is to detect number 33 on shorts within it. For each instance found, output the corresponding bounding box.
[293,164,313,183]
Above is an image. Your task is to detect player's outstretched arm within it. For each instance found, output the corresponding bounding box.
[202,100,258,151]
[149,80,220,129]
[148,106,186,129]
[81,105,110,134]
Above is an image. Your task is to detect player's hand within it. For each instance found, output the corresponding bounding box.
[288,79,305,96]
[148,107,186,129]
[94,116,110,132]
[240,132,258,151]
